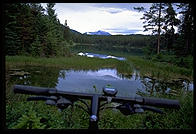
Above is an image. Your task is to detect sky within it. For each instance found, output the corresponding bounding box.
[41,3,180,35]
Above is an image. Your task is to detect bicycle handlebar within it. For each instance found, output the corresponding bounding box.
[13,85,180,109]
[14,85,56,95]
[13,84,181,129]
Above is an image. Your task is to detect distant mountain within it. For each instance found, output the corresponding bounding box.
[84,30,111,35]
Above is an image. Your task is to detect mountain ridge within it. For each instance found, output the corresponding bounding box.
[84,30,111,35]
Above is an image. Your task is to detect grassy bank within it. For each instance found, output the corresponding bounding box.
[127,56,193,81]
[6,55,133,75]
[6,55,193,80]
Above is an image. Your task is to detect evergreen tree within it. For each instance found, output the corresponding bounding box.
[4,3,73,57]
[163,3,180,52]
[17,4,37,55]
[43,3,59,56]
[134,3,165,54]
[177,3,194,56]
[4,3,23,55]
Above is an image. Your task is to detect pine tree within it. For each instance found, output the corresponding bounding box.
[177,3,194,56]
[134,3,165,54]
[43,3,58,56]
[4,3,23,55]
[17,4,37,55]
[163,3,180,52]
[28,3,45,56]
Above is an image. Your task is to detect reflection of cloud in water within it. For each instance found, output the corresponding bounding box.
[56,68,142,97]
[56,68,194,97]
[86,69,120,80]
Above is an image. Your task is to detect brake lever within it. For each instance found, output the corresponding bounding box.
[56,96,73,110]
[141,105,164,114]
[116,103,136,115]
[116,103,164,115]
[45,96,58,106]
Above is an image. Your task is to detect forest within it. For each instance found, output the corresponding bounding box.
[4,3,194,58]
[4,3,72,57]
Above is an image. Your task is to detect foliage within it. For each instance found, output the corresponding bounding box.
[13,106,46,129]
[177,3,194,56]
[143,91,193,129]
[162,3,181,51]
[134,3,193,57]
[140,3,166,54]
[4,3,72,57]
[127,56,193,80]
[70,33,152,53]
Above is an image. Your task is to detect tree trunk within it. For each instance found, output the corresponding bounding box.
[157,3,162,55]
[170,25,175,51]
[157,32,160,54]
[185,38,189,55]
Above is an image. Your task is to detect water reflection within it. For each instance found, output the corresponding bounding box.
[9,66,193,97]
[137,76,194,96]
[56,68,142,97]
[77,52,126,61]
[9,66,60,88]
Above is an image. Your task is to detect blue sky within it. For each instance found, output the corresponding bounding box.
[41,3,180,35]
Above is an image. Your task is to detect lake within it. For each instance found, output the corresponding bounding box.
[56,68,143,97]
[77,52,126,61]
[8,52,193,97]
[9,66,193,97]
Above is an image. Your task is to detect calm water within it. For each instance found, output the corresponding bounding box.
[56,69,143,97]
[77,52,126,61]
[9,66,193,97]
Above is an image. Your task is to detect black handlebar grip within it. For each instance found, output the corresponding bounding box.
[143,97,180,109]
[13,85,56,95]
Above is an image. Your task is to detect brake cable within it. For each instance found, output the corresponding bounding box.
[77,98,90,112]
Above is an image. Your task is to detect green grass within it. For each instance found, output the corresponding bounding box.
[6,55,132,74]
[6,54,192,81]
[126,56,193,81]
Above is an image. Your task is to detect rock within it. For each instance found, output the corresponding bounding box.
[9,69,23,71]
[35,71,41,73]
[10,71,30,76]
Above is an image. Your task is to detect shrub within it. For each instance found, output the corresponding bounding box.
[13,106,46,129]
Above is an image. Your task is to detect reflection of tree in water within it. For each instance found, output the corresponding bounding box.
[139,76,190,96]
[9,66,60,88]
[116,69,139,80]
[118,73,133,79]
[59,70,66,79]
[30,67,60,88]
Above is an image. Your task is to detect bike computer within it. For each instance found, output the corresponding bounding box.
[103,85,118,96]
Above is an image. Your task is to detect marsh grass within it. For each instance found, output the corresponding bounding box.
[6,56,134,77]
[126,56,193,81]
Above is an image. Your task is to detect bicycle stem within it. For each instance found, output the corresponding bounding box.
[89,95,100,129]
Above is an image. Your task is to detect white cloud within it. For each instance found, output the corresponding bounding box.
[134,30,152,35]
[42,3,149,35]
